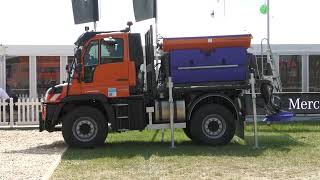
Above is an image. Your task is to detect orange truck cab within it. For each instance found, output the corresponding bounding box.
[40,25,254,148]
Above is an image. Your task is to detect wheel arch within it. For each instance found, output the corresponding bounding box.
[55,94,115,126]
[187,93,240,122]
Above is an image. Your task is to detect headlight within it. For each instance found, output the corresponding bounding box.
[44,86,63,102]
[44,88,52,101]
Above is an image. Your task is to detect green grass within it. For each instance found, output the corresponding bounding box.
[51,122,320,180]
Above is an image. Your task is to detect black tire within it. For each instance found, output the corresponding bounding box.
[62,106,108,148]
[190,104,235,145]
[183,121,193,140]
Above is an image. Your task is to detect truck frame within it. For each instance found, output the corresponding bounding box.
[40,24,253,148]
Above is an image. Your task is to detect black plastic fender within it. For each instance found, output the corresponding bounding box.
[47,94,114,131]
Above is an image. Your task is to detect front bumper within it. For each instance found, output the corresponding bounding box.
[39,103,61,132]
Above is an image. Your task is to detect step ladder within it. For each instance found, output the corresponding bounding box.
[260,38,282,92]
[113,103,129,131]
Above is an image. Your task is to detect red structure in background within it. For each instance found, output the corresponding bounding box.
[37,56,60,96]
[6,56,29,96]
[6,56,60,97]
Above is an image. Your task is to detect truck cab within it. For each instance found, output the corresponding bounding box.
[44,31,143,100]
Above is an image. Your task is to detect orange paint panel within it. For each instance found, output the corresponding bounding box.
[162,34,252,52]
[78,33,131,98]
[53,33,136,99]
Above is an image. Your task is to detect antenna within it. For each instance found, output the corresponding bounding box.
[224,0,226,16]
[212,0,226,18]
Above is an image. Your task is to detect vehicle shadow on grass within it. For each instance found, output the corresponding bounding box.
[62,133,307,161]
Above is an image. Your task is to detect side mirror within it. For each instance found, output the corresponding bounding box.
[127,21,133,27]
[75,63,83,73]
[122,21,133,32]
[75,63,83,82]
[49,80,56,87]
[75,49,82,60]
[65,64,69,72]
[49,80,56,91]
[103,37,117,46]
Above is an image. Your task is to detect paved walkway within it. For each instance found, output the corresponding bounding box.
[0,130,67,180]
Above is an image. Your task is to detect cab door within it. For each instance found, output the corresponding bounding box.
[81,36,130,97]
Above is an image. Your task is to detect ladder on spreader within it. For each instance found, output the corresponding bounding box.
[260,38,282,92]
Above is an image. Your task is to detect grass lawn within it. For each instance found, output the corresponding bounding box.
[51,122,320,180]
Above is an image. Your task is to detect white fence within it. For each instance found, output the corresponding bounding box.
[0,98,43,127]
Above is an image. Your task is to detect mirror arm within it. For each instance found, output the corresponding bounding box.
[77,71,82,83]
[76,63,83,83]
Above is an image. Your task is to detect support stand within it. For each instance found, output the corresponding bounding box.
[250,73,259,149]
[168,77,175,148]
[161,129,165,143]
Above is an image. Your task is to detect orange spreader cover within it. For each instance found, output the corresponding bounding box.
[162,34,252,52]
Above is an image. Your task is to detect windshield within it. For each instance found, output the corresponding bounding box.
[67,48,79,84]
[68,59,76,82]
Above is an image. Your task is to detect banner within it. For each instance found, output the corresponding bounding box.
[245,92,320,115]
[132,0,157,22]
[71,0,99,24]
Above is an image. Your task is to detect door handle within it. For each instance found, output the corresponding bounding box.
[116,78,128,81]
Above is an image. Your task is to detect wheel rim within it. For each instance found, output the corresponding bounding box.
[72,117,98,142]
[202,114,226,139]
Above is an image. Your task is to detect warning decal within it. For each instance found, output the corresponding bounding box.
[108,88,117,97]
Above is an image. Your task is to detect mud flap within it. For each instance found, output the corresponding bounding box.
[235,116,245,139]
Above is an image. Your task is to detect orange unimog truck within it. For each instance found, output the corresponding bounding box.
[40,24,254,148]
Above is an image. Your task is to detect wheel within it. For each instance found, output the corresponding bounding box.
[190,104,235,145]
[62,106,108,148]
[183,121,193,140]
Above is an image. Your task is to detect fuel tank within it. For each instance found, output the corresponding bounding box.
[154,100,185,123]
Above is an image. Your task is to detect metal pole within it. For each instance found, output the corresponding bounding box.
[154,0,159,80]
[267,0,270,45]
[93,21,97,31]
[0,48,3,89]
[0,45,6,89]
[168,77,175,148]
[3,54,5,91]
[155,0,159,42]
[9,98,14,128]
[223,0,226,16]
[161,128,165,143]
[250,73,259,149]
[266,0,271,67]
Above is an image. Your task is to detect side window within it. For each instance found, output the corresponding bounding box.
[101,38,124,64]
[84,41,99,66]
[83,41,98,83]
